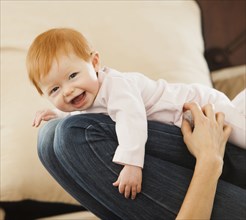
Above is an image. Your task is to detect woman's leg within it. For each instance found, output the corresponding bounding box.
[145,120,246,189]
[38,118,120,219]
[40,113,246,219]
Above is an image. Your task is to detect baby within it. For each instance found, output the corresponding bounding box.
[27,28,246,200]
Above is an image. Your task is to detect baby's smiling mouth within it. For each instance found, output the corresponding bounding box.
[71,91,86,106]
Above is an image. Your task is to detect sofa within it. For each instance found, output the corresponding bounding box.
[1,0,245,219]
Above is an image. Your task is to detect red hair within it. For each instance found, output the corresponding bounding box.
[26,28,93,94]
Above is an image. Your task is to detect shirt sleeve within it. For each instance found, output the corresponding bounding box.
[101,75,147,168]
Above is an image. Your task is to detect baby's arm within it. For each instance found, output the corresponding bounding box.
[101,73,148,199]
[32,108,67,127]
[113,165,142,200]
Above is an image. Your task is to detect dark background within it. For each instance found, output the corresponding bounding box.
[197,0,246,71]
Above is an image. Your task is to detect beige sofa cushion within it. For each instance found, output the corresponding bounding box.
[1,0,210,204]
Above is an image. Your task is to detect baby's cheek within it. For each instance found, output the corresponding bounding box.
[52,98,64,111]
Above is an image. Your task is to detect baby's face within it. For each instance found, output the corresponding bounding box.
[39,53,100,112]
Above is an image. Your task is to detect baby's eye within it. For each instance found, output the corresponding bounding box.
[69,72,78,79]
[50,87,59,95]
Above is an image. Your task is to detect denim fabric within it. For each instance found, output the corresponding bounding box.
[38,114,246,220]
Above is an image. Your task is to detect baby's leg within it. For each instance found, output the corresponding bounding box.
[231,89,246,115]
[214,90,246,149]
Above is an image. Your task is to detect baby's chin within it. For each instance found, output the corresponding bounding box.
[56,100,94,112]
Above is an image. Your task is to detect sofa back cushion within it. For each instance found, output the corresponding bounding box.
[1,0,210,204]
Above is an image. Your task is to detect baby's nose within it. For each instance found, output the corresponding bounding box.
[63,88,75,97]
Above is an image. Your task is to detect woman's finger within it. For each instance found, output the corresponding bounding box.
[181,117,192,137]
[216,112,225,128]
[183,102,204,123]
[220,124,232,156]
[202,104,216,122]
[223,124,232,140]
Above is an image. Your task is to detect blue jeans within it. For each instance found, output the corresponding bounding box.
[38,114,246,220]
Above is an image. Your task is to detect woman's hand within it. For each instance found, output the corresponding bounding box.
[177,102,232,220]
[113,165,142,200]
[182,102,231,167]
[32,108,59,127]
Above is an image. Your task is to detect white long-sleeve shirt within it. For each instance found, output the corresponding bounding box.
[81,67,245,167]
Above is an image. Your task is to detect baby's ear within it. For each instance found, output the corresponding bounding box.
[91,52,100,72]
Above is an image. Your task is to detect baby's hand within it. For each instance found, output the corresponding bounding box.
[113,165,142,200]
[33,108,58,127]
